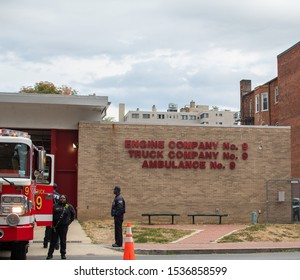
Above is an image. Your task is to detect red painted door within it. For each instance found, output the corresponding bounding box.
[51,129,78,212]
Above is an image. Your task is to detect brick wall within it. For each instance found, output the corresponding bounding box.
[278,42,300,125]
[78,122,291,224]
[278,42,300,177]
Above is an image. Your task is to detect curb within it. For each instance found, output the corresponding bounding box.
[134,247,300,255]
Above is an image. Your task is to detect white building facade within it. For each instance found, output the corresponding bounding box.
[121,101,239,126]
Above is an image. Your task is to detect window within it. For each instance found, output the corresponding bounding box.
[189,115,196,120]
[274,87,279,104]
[143,114,150,119]
[181,115,188,120]
[200,113,209,119]
[132,113,139,119]
[255,95,260,113]
[158,114,165,119]
[261,93,268,111]
[0,143,30,178]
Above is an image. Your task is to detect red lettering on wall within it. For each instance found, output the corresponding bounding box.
[125,140,248,170]
[125,140,165,149]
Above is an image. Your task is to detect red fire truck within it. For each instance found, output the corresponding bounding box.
[0,129,55,259]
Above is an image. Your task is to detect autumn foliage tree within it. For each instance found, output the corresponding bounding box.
[20,81,78,95]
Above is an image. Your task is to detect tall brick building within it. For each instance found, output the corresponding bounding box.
[240,41,300,177]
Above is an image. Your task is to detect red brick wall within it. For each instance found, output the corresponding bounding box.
[278,42,300,176]
[240,42,300,177]
[278,43,300,125]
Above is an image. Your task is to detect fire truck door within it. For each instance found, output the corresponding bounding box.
[34,154,54,226]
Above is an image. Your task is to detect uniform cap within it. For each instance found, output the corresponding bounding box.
[113,186,121,192]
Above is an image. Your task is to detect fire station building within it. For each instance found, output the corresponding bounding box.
[0,91,293,224]
[1,42,299,224]
[0,92,109,212]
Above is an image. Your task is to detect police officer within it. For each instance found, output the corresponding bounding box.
[111,186,126,247]
[46,194,76,259]
[43,183,60,249]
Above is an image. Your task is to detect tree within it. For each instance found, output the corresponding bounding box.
[20,81,78,95]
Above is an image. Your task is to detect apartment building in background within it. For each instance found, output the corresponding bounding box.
[120,100,239,126]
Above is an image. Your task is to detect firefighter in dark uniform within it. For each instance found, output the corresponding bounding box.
[43,183,60,249]
[111,186,126,247]
[46,194,76,259]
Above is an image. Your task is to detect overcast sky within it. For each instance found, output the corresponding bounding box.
[1,0,299,120]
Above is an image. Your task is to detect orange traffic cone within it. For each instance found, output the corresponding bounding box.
[123,223,135,260]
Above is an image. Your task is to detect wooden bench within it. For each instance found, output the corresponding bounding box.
[141,213,180,225]
[187,213,228,224]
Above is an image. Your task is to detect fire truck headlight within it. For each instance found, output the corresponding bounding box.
[0,194,28,215]
[6,213,20,226]
[12,206,25,215]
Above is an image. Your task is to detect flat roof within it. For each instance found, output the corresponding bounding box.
[0,92,110,108]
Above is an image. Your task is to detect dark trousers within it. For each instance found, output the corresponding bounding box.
[293,211,300,221]
[44,226,59,248]
[43,226,52,246]
[47,225,69,256]
[114,216,124,246]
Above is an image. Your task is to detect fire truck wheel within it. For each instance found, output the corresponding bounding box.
[10,242,28,260]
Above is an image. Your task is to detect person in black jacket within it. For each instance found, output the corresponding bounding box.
[43,183,60,249]
[46,194,76,259]
[111,186,126,247]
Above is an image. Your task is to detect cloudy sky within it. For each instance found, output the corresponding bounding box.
[1,0,299,120]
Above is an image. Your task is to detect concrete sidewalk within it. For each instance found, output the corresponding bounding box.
[28,220,300,258]
[28,220,123,259]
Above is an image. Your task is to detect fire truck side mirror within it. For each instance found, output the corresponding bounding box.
[38,149,46,171]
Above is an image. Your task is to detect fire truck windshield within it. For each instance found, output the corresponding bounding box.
[0,143,30,178]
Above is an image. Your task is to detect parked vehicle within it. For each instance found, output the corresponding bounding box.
[0,129,55,259]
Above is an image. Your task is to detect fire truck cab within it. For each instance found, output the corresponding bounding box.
[0,129,55,259]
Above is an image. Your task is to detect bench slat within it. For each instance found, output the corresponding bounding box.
[187,214,228,217]
[187,214,228,224]
[141,213,180,225]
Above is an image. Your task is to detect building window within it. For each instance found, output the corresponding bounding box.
[189,115,196,120]
[181,115,188,120]
[255,95,260,113]
[132,113,139,118]
[143,114,150,119]
[158,114,165,119]
[261,93,268,111]
[274,87,279,104]
[200,113,209,119]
